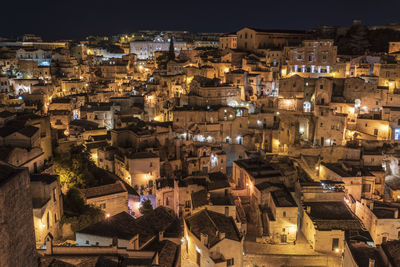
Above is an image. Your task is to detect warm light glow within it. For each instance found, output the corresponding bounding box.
[380,125,389,132]
[284,99,292,106]
[224,67,230,73]
[186,76,194,85]
[106,213,110,218]
[153,115,162,122]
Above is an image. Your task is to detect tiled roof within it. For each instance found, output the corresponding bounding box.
[185,209,241,247]
[30,173,58,184]
[82,181,126,199]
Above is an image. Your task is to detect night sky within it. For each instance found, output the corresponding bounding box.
[1,0,399,40]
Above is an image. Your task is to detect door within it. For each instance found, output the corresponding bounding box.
[196,251,201,266]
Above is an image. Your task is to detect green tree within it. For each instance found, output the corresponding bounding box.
[139,199,153,215]
[368,29,400,53]
[61,187,105,232]
[53,145,96,189]
[63,187,86,214]
[337,23,370,55]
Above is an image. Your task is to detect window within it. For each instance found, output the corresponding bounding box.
[100,203,106,209]
[86,240,89,245]
[53,188,56,202]
[362,184,371,193]
[185,200,191,208]
[227,258,234,266]
[95,242,99,246]
[332,238,339,251]
[395,129,400,140]
[283,211,286,217]
[320,84,323,89]
[150,162,153,167]
[374,129,378,136]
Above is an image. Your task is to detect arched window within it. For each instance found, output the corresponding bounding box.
[303,101,311,112]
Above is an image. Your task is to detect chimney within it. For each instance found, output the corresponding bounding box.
[200,233,208,247]
[395,209,399,219]
[153,252,159,265]
[368,258,375,267]
[45,233,54,255]
[219,232,226,240]
[306,206,311,213]
[129,234,140,250]
[159,231,164,241]
[112,236,118,247]
[369,202,374,211]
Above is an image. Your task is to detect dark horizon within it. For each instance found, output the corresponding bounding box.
[1,0,400,40]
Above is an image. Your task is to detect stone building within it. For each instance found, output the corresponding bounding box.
[236,27,308,51]
[284,40,337,78]
[219,33,237,50]
[355,199,400,245]
[82,179,140,217]
[0,161,37,267]
[30,173,63,248]
[184,209,243,266]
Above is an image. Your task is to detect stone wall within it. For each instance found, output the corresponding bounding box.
[0,168,37,267]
